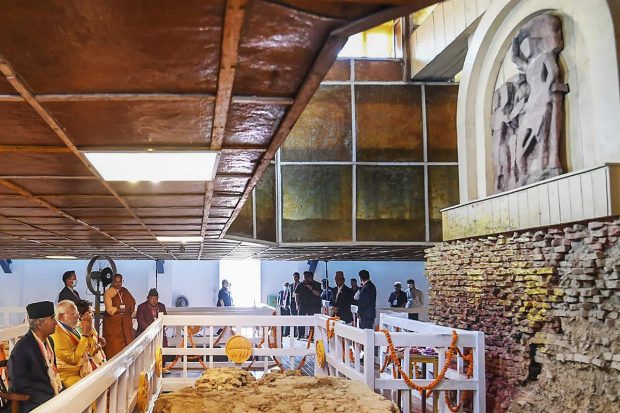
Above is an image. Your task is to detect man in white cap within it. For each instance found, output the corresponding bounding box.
[387,282,407,308]
[8,301,62,412]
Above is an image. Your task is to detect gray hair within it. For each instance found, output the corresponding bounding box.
[56,300,77,318]
[28,317,47,331]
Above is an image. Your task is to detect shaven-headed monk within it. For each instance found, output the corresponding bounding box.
[102,273,135,358]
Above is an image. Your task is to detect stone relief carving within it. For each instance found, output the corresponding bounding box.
[492,14,569,192]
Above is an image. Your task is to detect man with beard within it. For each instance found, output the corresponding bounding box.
[51,300,98,388]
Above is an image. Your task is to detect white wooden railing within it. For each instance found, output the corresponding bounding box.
[348,304,430,326]
[314,314,485,413]
[31,318,163,413]
[378,314,485,413]
[0,323,29,355]
[22,312,485,413]
[161,314,317,391]
[0,307,27,327]
[165,306,275,349]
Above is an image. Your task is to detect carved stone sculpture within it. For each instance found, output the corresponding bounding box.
[492,14,569,192]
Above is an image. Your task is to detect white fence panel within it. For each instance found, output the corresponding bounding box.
[0,307,27,327]
[31,318,163,413]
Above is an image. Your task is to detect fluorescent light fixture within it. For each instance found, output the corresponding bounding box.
[45,255,77,260]
[83,151,219,181]
[156,236,204,243]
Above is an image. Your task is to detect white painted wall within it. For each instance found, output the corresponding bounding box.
[0,259,219,309]
[260,261,427,309]
[161,260,220,307]
[0,259,427,311]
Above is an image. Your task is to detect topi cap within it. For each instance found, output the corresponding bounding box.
[407,279,415,284]
[147,288,159,297]
[26,301,55,319]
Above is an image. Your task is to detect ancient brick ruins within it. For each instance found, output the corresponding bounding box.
[425,219,620,412]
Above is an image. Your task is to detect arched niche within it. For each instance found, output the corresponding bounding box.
[457,0,620,202]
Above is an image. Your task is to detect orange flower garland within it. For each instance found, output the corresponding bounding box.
[381,329,474,413]
[443,347,474,412]
[296,327,314,370]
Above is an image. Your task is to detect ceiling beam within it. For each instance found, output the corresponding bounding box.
[202,0,246,251]
[0,57,176,260]
[210,0,247,151]
[220,0,439,238]
[0,145,72,153]
[0,93,293,105]
[0,229,82,256]
[0,179,155,259]
[0,175,97,180]
[0,144,267,154]
[0,213,102,252]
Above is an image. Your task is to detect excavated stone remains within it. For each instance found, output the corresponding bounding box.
[154,368,399,413]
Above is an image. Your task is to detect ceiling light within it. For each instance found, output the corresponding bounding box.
[45,255,77,260]
[83,151,219,182]
[156,236,204,243]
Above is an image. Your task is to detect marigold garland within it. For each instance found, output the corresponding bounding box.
[443,347,474,412]
[380,328,474,407]
[296,327,314,370]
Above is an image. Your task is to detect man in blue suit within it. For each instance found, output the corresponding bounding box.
[357,270,376,330]
[8,301,62,412]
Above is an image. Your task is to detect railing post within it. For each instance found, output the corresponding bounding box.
[473,332,486,413]
[314,315,321,377]
[363,328,374,390]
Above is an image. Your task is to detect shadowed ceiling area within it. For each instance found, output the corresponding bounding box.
[0,0,435,261]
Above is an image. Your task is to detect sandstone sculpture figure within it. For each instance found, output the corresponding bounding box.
[492,14,568,192]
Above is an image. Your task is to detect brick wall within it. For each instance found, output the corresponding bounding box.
[425,218,620,412]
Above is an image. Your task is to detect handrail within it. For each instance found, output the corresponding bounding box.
[315,314,486,413]
[32,318,163,413]
[0,307,27,327]
[0,324,28,342]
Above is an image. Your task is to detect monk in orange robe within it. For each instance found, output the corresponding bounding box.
[102,273,136,358]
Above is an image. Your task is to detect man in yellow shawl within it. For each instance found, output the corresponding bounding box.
[50,300,98,388]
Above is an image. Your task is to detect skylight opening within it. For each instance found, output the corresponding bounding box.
[338,20,402,59]
[83,151,220,182]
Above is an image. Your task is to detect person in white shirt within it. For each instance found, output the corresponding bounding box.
[406,279,424,320]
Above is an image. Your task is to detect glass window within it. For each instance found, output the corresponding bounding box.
[356,166,425,241]
[426,86,458,162]
[428,165,460,241]
[255,164,276,242]
[282,165,352,242]
[356,85,423,161]
[281,86,352,161]
[228,193,253,239]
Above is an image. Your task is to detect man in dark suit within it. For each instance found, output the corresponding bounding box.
[357,269,376,330]
[9,301,61,412]
[277,282,291,336]
[329,271,354,324]
[289,272,301,337]
[294,271,321,339]
[57,270,80,304]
